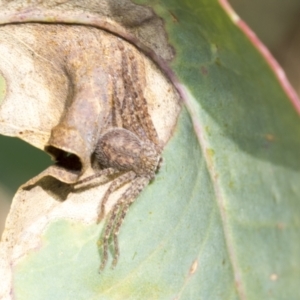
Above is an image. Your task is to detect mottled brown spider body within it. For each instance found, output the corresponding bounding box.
[77,128,161,271]
[96,128,160,178]
[75,41,162,271]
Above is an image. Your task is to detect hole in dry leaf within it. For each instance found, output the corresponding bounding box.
[45,146,82,172]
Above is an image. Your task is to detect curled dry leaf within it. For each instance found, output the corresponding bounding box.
[0,1,181,298]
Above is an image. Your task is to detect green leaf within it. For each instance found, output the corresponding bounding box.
[1,0,300,299]
[14,108,210,299]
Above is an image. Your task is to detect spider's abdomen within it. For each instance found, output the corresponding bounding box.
[95,128,160,177]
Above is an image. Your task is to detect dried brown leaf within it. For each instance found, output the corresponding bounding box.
[0,2,181,297]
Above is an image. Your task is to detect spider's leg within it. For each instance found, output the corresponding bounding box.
[100,203,121,271]
[120,49,146,138]
[97,170,136,222]
[99,183,132,271]
[99,176,146,271]
[112,177,150,267]
[111,72,123,128]
[127,50,160,148]
[74,168,118,186]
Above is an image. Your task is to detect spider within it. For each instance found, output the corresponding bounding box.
[75,41,162,271]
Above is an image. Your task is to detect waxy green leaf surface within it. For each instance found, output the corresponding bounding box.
[0,0,300,299]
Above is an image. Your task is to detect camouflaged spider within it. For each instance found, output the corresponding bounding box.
[75,42,162,271]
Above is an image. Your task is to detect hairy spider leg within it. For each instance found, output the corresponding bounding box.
[127,49,161,148]
[75,168,118,185]
[111,73,123,128]
[120,49,147,139]
[117,42,139,135]
[99,176,149,271]
[112,177,150,267]
[97,170,136,222]
[99,185,133,271]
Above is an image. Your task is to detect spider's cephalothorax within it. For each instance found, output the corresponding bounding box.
[96,128,160,179]
[75,41,162,271]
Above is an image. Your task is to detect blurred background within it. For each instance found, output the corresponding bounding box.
[1,0,300,235]
[230,0,300,96]
[0,137,51,234]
